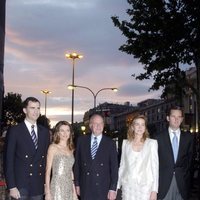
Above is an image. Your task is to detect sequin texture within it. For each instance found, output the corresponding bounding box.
[50,154,75,200]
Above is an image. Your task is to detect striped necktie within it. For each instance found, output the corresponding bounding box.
[31,125,38,149]
[91,137,98,159]
[172,132,178,161]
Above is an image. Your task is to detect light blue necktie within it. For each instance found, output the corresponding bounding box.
[91,137,98,159]
[172,132,178,161]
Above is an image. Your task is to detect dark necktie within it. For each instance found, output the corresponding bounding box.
[31,125,38,149]
[91,137,98,159]
[172,132,178,161]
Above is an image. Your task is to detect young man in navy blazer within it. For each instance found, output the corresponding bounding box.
[74,113,118,200]
[155,106,194,200]
[5,97,50,199]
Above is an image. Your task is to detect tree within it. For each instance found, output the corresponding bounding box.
[37,115,51,129]
[112,0,200,130]
[2,92,24,128]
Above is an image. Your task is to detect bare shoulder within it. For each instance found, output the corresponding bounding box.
[48,143,58,153]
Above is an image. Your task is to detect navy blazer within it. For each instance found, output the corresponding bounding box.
[74,134,118,200]
[5,122,50,196]
[155,130,194,200]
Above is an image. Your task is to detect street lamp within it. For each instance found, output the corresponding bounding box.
[65,52,83,125]
[41,90,51,116]
[81,125,86,135]
[68,84,118,108]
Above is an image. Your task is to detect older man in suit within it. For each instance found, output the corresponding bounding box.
[74,113,118,200]
[155,106,194,200]
[5,97,50,199]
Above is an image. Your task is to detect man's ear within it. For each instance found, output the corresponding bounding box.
[23,108,27,114]
[180,117,184,123]
[166,116,169,122]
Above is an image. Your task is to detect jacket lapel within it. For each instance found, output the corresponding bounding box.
[87,135,93,161]
[21,122,37,152]
[93,135,105,161]
[32,125,46,160]
[164,130,175,163]
[176,131,184,163]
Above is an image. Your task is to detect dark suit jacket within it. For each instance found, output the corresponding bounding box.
[74,134,118,200]
[5,122,50,196]
[155,130,194,200]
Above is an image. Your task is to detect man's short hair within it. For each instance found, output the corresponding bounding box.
[167,105,183,117]
[89,112,104,122]
[23,97,40,108]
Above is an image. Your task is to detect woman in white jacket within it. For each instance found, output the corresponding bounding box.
[117,114,159,200]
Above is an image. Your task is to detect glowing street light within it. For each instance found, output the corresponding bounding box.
[41,90,51,116]
[65,52,83,125]
[81,125,86,135]
[68,84,118,108]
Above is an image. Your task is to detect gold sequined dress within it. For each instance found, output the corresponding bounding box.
[50,153,75,200]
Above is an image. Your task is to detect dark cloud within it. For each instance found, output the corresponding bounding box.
[118,83,151,97]
[4,0,161,125]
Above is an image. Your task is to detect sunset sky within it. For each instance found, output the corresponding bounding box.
[4,0,161,126]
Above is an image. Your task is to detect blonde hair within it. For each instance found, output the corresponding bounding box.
[127,114,149,142]
[53,121,74,150]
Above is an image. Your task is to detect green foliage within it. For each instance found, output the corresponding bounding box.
[112,0,200,98]
[37,115,51,129]
[3,92,24,127]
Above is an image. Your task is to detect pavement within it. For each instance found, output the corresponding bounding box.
[116,178,199,200]
[0,180,199,200]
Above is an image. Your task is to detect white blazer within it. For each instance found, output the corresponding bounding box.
[118,138,159,193]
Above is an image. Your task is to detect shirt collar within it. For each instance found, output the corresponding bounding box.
[91,133,102,139]
[168,127,181,141]
[91,133,102,146]
[24,119,37,134]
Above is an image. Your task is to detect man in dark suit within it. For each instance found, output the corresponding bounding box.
[74,113,118,200]
[5,97,50,199]
[155,106,194,200]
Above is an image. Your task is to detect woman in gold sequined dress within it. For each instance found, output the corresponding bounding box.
[45,121,78,200]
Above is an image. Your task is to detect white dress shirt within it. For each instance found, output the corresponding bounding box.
[90,134,102,148]
[24,119,38,138]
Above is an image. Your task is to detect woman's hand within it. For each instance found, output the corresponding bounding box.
[45,192,51,200]
[150,191,157,200]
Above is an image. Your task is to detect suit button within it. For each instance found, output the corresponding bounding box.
[96,173,99,176]
[100,163,103,166]
[42,155,44,158]
[30,173,32,176]
[87,172,90,175]
[84,163,86,166]
[39,173,42,176]
[25,155,28,158]
[39,165,42,167]
[96,183,99,186]
[30,164,33,167]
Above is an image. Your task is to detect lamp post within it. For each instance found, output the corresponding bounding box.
[65,52,83,125]
[41,90,51,116]
[68,84,118,108]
